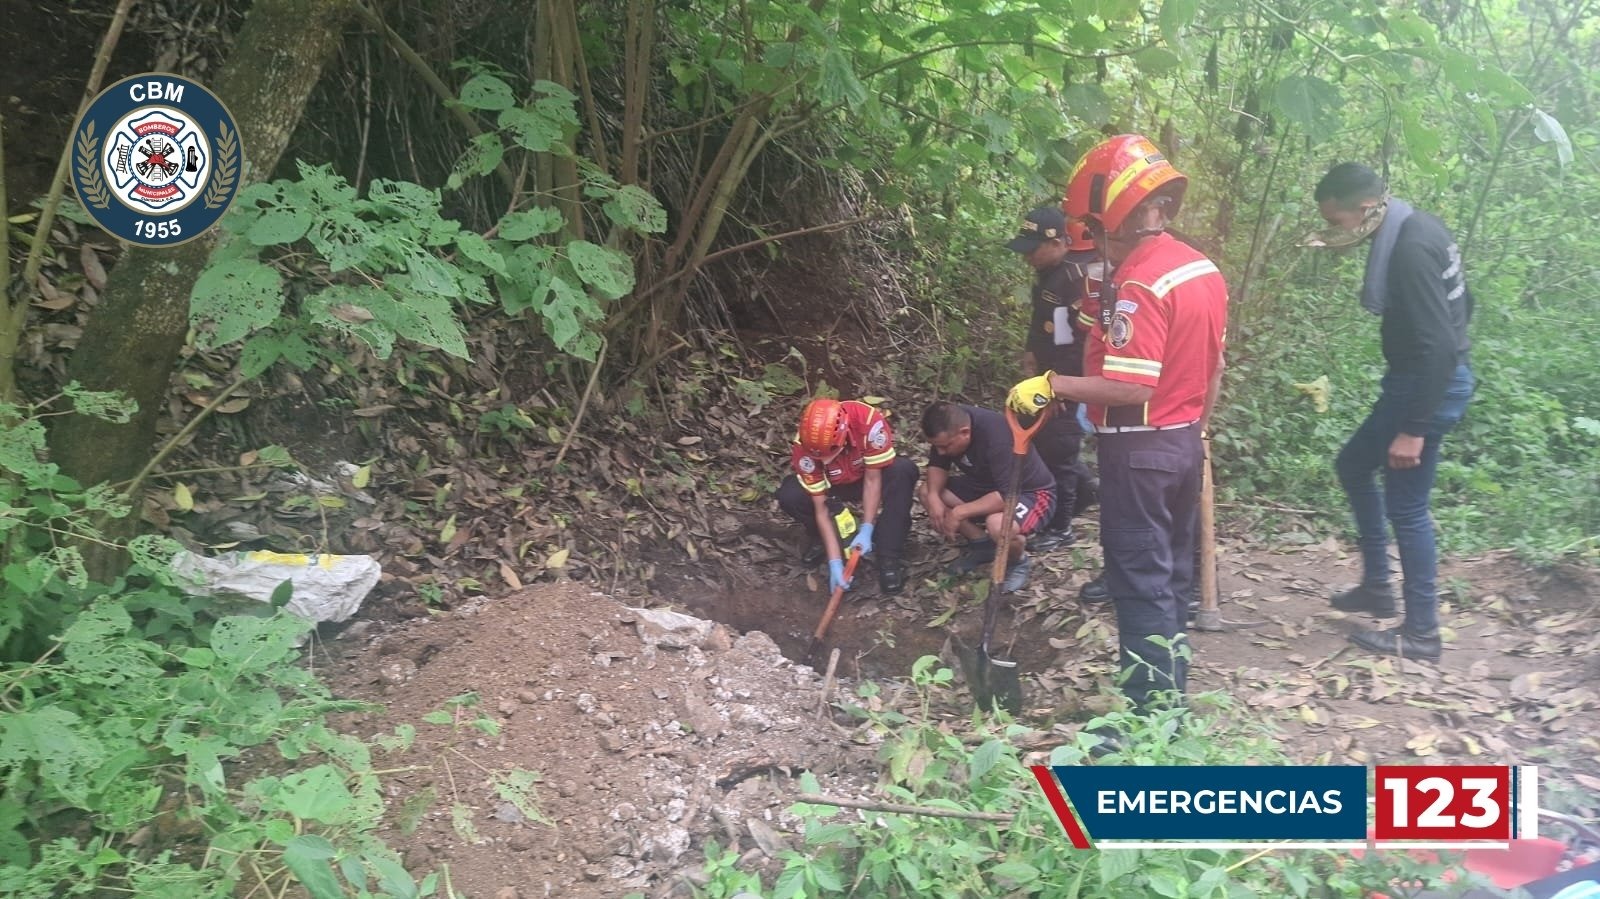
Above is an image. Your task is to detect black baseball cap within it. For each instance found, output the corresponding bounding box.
[1006,207,1067,252]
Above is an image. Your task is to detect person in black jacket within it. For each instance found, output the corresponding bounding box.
[1006,207,1101,553]
[1309,163,1475,661]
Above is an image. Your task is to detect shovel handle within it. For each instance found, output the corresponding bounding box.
[805,548,862,660]
[1004,403,1052,455]
[983,404,1053,649]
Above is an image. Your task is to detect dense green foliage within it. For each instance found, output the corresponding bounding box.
[0,391,439,897]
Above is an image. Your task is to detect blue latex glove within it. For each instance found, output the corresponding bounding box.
[828,558,851,592]
[848,522,875,558]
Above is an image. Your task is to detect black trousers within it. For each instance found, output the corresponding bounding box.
[1096,426,1202,710]
[774,455,919,560]
[1034,403,1095,528]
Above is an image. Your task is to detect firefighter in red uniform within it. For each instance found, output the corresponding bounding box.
[1009,135,1228,725]
[775,398,919,595]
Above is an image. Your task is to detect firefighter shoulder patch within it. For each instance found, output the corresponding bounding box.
[797,456,817,474]
[1108,312,1134,349]
[867,419,888,450]
[70,74,243,247]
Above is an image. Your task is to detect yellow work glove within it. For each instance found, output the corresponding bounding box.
[1008,372,1057,415]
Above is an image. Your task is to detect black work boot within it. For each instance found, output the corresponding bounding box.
[800,542,825,566]
[1079,574,1111,604]
[1083,724,1124,759]
[1348,626,1441,662]
[947,539,996,576]
[1027,524,1075,553]
[1330,583,1397,617]
[878,558,907,595]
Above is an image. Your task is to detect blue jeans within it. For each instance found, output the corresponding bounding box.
[1335,365,1474,636]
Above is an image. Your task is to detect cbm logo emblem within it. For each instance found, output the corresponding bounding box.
[70,74,243,247]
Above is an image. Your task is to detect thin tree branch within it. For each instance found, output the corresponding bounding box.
[123,376,249,500]
[796,793,1016,823]
[552,337,608,470]
[860,39,1152,81]
[351,2,518,193]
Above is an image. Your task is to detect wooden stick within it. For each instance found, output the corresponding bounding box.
[552,337,608,470]
[815,647,841,718]
[1194,436,1221,630]
[797,793,1014,823]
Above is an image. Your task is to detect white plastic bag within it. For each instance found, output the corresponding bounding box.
[172,550,381,623]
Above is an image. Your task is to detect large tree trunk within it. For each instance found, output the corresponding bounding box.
[48,0,351,575]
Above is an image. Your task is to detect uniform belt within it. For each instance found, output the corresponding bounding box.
[1095,420,1197,434]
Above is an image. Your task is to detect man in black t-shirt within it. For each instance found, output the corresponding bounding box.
[920,401,1056,594]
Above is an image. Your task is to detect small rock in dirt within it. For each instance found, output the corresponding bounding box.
[674,689,725,742]
[557,782,579,798]
[595,712,616,728]
[339,620,374,641]
[747,818,791,857]
[497,699,519,717]
[404,844,436,869]
[508,830,537,852]
[575,693,597,714]
[653,687,671,700]
[516,689,540,704]
[703,624,735,652]
[493,888,520,899]
[639,824,692,862]
[377,658,417,686]
[612,802,639,821]
[597,732,628,752]
[629,606,715,649]
[730,705,776,732]
[405,641,446,665]
[492,801,525,824]
[732,631,785,665]
[583,866,605,882]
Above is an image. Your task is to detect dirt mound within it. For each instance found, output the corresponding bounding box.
[324,581,881,899]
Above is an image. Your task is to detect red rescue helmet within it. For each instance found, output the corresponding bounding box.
[1063,134,1187,235]
[797,398,847,454]
[1065,220,1095,251]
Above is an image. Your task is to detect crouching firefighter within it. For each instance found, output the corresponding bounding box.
[775,398,919,595]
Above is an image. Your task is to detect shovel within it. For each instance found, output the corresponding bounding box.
[804,548,863,662]
[957,403,1051,714]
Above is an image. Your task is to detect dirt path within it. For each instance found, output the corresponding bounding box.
[321,519,1599,899]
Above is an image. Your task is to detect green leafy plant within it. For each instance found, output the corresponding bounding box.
[384,692,551,847]
[698,656,1456,898]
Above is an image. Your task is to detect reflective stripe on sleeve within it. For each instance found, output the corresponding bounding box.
[863,447,896,466]
[1102,356,1163,379]
[1127,259,1220,298]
